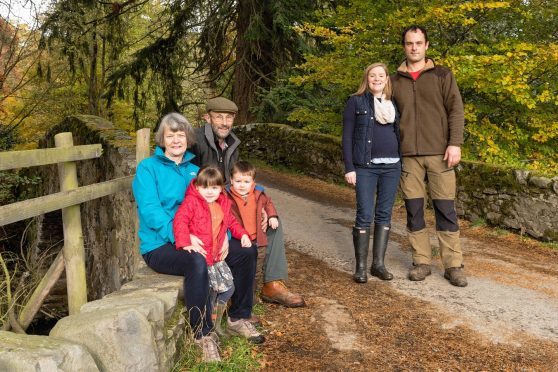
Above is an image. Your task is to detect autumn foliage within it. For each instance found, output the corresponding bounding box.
[288,0,558,175]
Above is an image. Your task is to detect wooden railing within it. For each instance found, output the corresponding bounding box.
[0,128,151,332]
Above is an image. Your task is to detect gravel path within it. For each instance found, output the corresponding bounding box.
[259,174,558,346]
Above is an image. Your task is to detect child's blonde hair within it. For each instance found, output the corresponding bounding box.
[195,166,225,187]
[231,161,256,179]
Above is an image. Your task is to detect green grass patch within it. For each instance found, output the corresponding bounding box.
[542,241,558,251]
[252,303,265,316]
[470,218,487,228]
[491,227,511,237]
[172,334,261,371]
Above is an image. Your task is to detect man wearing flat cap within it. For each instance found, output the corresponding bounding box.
[191,97,241,184]
[190,96,306,309]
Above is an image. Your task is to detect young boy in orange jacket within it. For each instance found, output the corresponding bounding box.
[227,161,305,309]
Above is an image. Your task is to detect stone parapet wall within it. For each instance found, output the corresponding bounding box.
[0,265,187,371]
[235,123,558,242]
[455,162,558,241]
[236,123,345,182]
[35,115,139,300]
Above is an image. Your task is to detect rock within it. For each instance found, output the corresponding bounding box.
[483,188,498,195]
[50,307,159,372]
[553,178,558,194]
[121,274,183,297]
[514,170,530,185]
[81,293,166,324]
[486,212,501,222]
[503,218,521,230]
[0,331,99,371]
[529,176,552,189]
[102,287,179,319]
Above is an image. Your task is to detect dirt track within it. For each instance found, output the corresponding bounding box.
[253,168,558,370]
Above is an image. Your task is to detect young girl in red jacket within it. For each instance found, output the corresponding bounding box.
[173,166,264,343]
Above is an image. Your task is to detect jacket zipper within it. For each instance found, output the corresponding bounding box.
[413,79,418,155]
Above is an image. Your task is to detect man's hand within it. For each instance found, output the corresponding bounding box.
[268,217,279,230]
[345,171,356,186]
[443,146,461,168]
[261,208,268,232]
[220,238,229,260]
[240,234,252,248]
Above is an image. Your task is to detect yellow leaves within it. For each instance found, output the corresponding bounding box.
[530,119,558,144]
[428,1,512,27]
[463,103,478,124]
[459,1,511,12]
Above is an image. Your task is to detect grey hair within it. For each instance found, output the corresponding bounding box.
[155,113,196,148]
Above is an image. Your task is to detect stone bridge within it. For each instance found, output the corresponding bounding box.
[1,116,556,371]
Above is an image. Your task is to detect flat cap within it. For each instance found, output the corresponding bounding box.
[206,97,238,113]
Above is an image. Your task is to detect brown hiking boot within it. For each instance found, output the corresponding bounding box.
[444,267,468,287]
[408,264,432,281]
[260,280,306,308]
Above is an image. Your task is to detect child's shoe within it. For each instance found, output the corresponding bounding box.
[227,317,265,344]
[194,333,221,362]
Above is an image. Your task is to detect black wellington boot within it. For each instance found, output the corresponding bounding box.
[370,224,394,280]
[353,227,370,283]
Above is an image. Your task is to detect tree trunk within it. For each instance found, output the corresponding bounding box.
[88,29,99,116]
[232,0,276,124]
[231,0,254,124]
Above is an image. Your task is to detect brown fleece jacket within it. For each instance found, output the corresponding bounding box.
[391,58,464,156]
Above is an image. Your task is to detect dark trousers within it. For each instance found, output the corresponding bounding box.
[225,239,258,319]
[355,162,402,227]
[143,239,257,338]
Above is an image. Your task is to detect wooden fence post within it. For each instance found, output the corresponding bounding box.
[54,132,87,314]
[133,128,151,271]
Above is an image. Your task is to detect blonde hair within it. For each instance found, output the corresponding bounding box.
[353,63,392,99]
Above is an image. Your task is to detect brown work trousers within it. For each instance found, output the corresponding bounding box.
[400,155,463,269]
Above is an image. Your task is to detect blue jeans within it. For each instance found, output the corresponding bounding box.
[355,162,402,228]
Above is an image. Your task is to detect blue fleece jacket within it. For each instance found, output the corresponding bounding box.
[132,147,199,255]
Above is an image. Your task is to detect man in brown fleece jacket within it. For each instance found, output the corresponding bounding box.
[391,25,467,287]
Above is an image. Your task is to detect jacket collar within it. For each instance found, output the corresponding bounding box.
[397,58,436,75]
[154,146,195,165]
[203,123,240,151]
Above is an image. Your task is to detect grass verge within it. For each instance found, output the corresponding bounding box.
[172,334,261,371]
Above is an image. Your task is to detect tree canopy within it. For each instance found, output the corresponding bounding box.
[279,0,558,174]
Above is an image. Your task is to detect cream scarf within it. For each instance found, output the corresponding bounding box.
[374,95,396,125]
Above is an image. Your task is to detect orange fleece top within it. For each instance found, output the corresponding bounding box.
[208,202,224,259]
[230,185,258,240]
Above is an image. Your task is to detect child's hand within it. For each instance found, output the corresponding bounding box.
[220,238,229,260]
[240,235,252,248]
[268,217,279,229]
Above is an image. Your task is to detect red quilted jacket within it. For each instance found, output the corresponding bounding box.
[173,180,248,265]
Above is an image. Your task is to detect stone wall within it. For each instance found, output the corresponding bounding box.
[235,123,558,242]
[0,264,187,371]
[35,115,139,301]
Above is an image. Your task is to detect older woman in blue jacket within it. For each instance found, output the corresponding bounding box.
[132,113,259,362]
[342,62,401,283]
